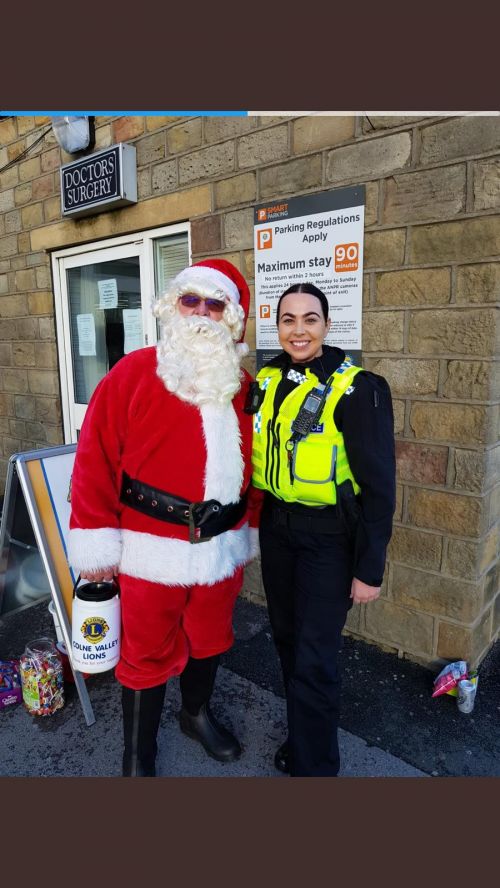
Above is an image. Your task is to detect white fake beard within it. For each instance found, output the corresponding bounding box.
[156,312,245,406]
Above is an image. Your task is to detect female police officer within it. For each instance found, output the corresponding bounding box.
[251,282,396,777]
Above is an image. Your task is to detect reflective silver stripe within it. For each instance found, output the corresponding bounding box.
[292,444,337,485]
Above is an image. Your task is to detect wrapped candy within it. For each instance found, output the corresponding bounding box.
[0,659,22,709]
[19,637,64,716]
[0,659,21,689]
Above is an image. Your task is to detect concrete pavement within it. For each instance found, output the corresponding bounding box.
[1,596,497,778]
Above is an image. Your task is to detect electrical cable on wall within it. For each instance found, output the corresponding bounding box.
[0,124,52,175]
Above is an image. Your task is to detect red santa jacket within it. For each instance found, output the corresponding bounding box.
[68,347,261,587]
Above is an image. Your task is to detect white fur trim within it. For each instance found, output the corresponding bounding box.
[200,403,243,504]
[248,527,260,561]
[173,266,240,304]
[120,525,251,586]
[67,527,122,573]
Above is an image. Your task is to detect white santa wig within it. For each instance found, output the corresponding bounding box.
[153,259,251,406]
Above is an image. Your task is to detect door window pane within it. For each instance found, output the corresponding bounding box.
[154,234,189,297]
[67,256,141,404]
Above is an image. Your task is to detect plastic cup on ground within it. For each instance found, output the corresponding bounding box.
[457,679,476,714]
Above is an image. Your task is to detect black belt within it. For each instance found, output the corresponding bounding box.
[264,500,344,535]
[120,472,248,544]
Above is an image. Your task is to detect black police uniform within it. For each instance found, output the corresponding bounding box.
[257,345,396,777]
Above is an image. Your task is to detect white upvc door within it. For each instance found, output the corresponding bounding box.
[52,225,189,442]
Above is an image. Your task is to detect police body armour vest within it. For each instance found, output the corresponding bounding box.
[252,361,362,507]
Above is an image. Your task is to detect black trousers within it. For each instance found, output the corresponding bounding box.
[259,502,353,777]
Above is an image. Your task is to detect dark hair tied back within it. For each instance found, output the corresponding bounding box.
[276,282,329,323]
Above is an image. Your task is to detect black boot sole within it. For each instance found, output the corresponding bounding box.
[122,752,156,777]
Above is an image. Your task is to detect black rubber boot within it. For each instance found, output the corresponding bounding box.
[179,703,242,762]
[179,655,241,762]
[122,682,166,777]
[274,739,290,774]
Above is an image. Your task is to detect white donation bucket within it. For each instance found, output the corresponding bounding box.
[71,578,121,674]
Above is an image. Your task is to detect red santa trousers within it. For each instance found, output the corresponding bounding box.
[115,567,244,690]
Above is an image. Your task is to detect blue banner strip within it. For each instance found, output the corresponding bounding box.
[1,110,249,117]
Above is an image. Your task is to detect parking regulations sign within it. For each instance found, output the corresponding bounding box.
[254,185,365,369]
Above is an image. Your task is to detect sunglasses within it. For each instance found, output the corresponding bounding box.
[178,293,226,313]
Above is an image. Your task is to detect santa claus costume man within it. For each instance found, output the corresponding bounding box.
[68,258,260,776]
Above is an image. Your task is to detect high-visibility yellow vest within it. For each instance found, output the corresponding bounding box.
[252,360,363,506]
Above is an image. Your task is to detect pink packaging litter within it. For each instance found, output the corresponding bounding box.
[432,660,468,698]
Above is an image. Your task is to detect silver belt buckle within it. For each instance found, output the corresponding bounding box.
[188,503,212,544]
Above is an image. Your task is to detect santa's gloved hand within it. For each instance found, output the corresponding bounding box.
[80,567,118,583]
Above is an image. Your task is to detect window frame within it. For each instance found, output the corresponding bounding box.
[51,223,191,443]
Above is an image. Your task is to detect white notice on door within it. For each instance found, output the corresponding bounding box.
[98,278,119,309]
[76,314,96,357]
[123,309,143,354]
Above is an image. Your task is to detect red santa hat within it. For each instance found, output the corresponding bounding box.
[172,258,250,337]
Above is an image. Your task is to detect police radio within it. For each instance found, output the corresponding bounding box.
[290,375,334,439]
[291,388,326,437]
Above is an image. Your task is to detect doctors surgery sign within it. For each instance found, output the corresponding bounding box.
[254,185,365,368]
[60,143,137,218]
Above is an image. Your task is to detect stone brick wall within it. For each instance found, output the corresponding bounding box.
[0,113,498,668]
[0,116,64,473]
